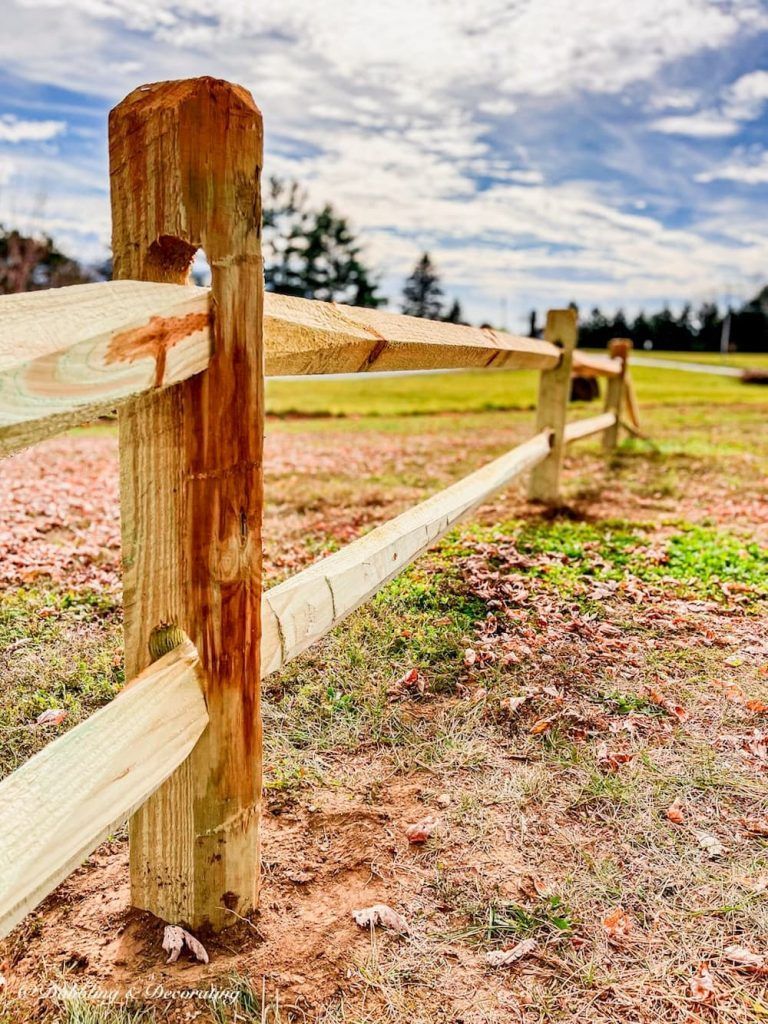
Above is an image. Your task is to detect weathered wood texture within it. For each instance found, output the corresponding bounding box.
[260,431,551,677]
[571,351,622,378]
[528,309,578,503]
[0,282,209,458]
[603,338,631,450]
[0,641,206,940]
[563,411,616,444]
[110,77,264,930]
[623,374,641,431]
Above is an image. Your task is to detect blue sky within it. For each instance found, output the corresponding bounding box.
[1,0,767,330]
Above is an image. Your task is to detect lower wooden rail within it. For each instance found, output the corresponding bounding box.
[564,411,617,444]
[0,640,207,939]
[261,431,552,676]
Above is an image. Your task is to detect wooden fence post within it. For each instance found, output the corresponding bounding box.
[603,338,631,451]
[109,78,264,930]
[528,308,578,503]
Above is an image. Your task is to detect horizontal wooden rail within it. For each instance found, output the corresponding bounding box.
[571,352,622,378]
[0,282,211,458]
[260,431,551,676]
[0,283,561,458]
[0,639,207,938]
[264,294,560,375]
[564,411,617,443]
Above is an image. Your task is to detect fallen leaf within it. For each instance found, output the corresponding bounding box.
[388,668,424,698]
[689,962,716,1003]
[746,699,768,714]
[602,907,633,942]
[666,797,686,824]
[723,945,768,973]
[162,925,209,964]
[405,818,435,844]
[485,937,538,967]
[530,717,554,735]
[464,648,477,667]
[596,745,634,771]
[725,655,744,667]
[35,708,67,727]
[506,695,529,715]
[739,817,768,837]
[352,904,410,934]
[697,833,726,858]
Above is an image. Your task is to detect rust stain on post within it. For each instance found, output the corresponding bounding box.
[106,312,210,387]
[110,77,264,930]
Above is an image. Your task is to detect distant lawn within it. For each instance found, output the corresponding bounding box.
[266,352,768,418]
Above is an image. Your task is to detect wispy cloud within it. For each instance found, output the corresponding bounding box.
[0,115,65,142]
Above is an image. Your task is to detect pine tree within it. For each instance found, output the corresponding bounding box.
[401,252,444,319]
[262,177,383,307]
[443,298,465,324]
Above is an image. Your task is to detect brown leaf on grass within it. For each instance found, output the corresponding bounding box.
[405,818,435,844]
[666,797,686,824]
[602,907,633,942]
[746,699,768,714]
[352,904,410,934]
[723,945,768,973]
[485,937,538,967]
[596,744,634,772]
[388,668,424,698]
[689,962,716,1002]
[739,817,768,837]
[647,688,687,721]
[35,708,67,727]
[530,717,554,735]
[162,925,209,965]
[464,648,477,667]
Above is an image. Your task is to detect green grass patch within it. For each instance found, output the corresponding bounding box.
[0,587,123,778]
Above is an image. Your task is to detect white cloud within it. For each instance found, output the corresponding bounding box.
[650,67,768,137]
[696,150,768,185]
[723,69,768,120]
[0,115,66,142]
[649,112,740,137]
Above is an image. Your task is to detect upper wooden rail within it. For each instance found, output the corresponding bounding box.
[0,639,207,938]
[0,282,561,458]
[571,351,623,378]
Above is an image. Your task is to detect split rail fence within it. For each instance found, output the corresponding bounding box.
[0,77,641,937]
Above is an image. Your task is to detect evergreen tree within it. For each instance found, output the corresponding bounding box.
[401,252,445,319]
[262,177,383,307]
[443,298,465,324]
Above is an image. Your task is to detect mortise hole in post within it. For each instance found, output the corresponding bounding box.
[146,236,199,283]
[148,623,190,662]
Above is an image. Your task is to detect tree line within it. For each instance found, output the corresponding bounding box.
[572,296,768,353]
[1,176,765,350]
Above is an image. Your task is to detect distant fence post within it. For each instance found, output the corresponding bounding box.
[109,78,264,930]
[528,308,578,503]
[603,338,631,450]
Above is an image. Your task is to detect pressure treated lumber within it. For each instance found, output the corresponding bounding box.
[110,77,264,930]
[564,411,616,444]
[0,283,561,458]
[260,431,551,676]
[528,309,578,504]
[263,294,560,374]
[0,640,207,940]
[603,338,631,450]
[0,282,209,458]
[571,351,622,378]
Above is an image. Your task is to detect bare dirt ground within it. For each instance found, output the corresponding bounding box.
[1,401,767,1024]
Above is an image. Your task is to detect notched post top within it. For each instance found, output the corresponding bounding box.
[109,77,263,281]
